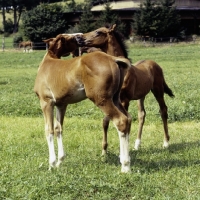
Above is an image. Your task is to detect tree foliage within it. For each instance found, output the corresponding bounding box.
[0,0,42,33]
[78,2,96,33]
[78,3,126,36]
[133,0,181,37]
[97,3,126,35]
[21,3,67,42]
[64,0,84,12]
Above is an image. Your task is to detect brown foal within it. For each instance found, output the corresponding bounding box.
[34,34,132,172]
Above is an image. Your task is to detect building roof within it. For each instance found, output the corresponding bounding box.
[91,0,200,11]
[91,1,140,11]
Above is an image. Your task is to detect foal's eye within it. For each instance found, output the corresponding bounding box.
[95,31,101,35]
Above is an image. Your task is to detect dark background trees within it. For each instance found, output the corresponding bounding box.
[21,3,67,42]
[20,1,126,42]
[0,0,63,34]
[78,2,126,35]
[133,0,181,38]
[0,0,42,34]
[0,0,184,42]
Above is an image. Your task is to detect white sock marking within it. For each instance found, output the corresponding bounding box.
[46,133,56,168]
[134,139,141,150]
[56,133,65,167]
[118,131,131,173]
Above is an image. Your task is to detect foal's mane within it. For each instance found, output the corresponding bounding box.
[111,28,130,60]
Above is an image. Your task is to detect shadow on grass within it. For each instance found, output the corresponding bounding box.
[101,151,120,166]
[98,140,200,172]
[129,141,200,172]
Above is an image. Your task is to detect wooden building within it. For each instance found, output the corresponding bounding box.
[66,0,200,35]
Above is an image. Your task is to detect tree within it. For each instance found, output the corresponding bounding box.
[0,0,7,33]
[96,3,126,36]
[64,0,84,12]
[156,0,181,37]
[21,3,67,42]
[133,0,181,38]
[78,2,96,33]
[133,0,159,37]
[0,0,42,34]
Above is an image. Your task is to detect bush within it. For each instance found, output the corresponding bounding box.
[133,0,181,38]
[21,3,67,43]
[13,34,23,48]
[4,18,14,34]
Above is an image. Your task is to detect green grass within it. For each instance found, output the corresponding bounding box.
[0,43,200,199]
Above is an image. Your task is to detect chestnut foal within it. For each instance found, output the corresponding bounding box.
[34,34,132,172]
[75,25,175,153]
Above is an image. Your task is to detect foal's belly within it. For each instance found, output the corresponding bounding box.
[66,87,87,104]
[55,85,87,104]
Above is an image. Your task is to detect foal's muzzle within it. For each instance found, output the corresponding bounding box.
[75,35,85,47]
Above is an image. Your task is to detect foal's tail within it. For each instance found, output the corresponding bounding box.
[115,57,132,69]
[163,80,175,98]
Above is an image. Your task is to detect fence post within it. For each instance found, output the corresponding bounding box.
[2,37,5,51]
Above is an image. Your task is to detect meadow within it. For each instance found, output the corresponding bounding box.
[0,42,200,199]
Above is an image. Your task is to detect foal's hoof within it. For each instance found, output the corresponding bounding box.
[101,150,107,156]
[48,160,57,170]
[163,141,169,148]
[121,165,131,173]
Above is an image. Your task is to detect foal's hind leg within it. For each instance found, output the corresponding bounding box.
[54,106,67,167]
[102,116,109,155]
[134,97,146,150]
[102,98,131,155]
[99,100,131,173]
[152,91,170,148]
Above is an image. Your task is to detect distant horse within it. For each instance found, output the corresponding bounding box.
[35,34,132,173]
[19,41,33,52]
[75,24,175,152]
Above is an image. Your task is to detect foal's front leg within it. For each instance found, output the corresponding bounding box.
[40,100,56,169]
[54,106,67,167]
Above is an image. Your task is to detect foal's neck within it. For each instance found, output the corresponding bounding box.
[106,35,126,58]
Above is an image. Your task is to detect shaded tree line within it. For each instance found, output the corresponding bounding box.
[21,1,126,43]
[133,0,181,38]
[0,0,182,44]
[0,0,61,34]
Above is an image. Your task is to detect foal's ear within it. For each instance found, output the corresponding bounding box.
[43,38,54,44]
[60,36,66,44]
[109,24,117,32]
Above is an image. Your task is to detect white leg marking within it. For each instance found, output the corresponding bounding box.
[118,131,131,173]
[163,140,169,148]
[134,139,141,150]
[46,133,56,169]
[56,133,65,167]
[102,149,107,156]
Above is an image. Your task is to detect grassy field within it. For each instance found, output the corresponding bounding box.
[0,42,200,199]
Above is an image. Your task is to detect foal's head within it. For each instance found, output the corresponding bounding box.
[75,24,128,58]
[43,34,79,58]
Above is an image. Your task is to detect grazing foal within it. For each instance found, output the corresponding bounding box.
[34,34,132,172]
[19,41,33,52]
[75,24,175,152]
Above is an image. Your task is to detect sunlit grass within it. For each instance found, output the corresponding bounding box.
[0,44,200,199]
[0,116,199,199]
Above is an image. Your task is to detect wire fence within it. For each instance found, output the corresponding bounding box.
[128,35,200,47]
[1,35,200,52]
[1,37,48,52]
